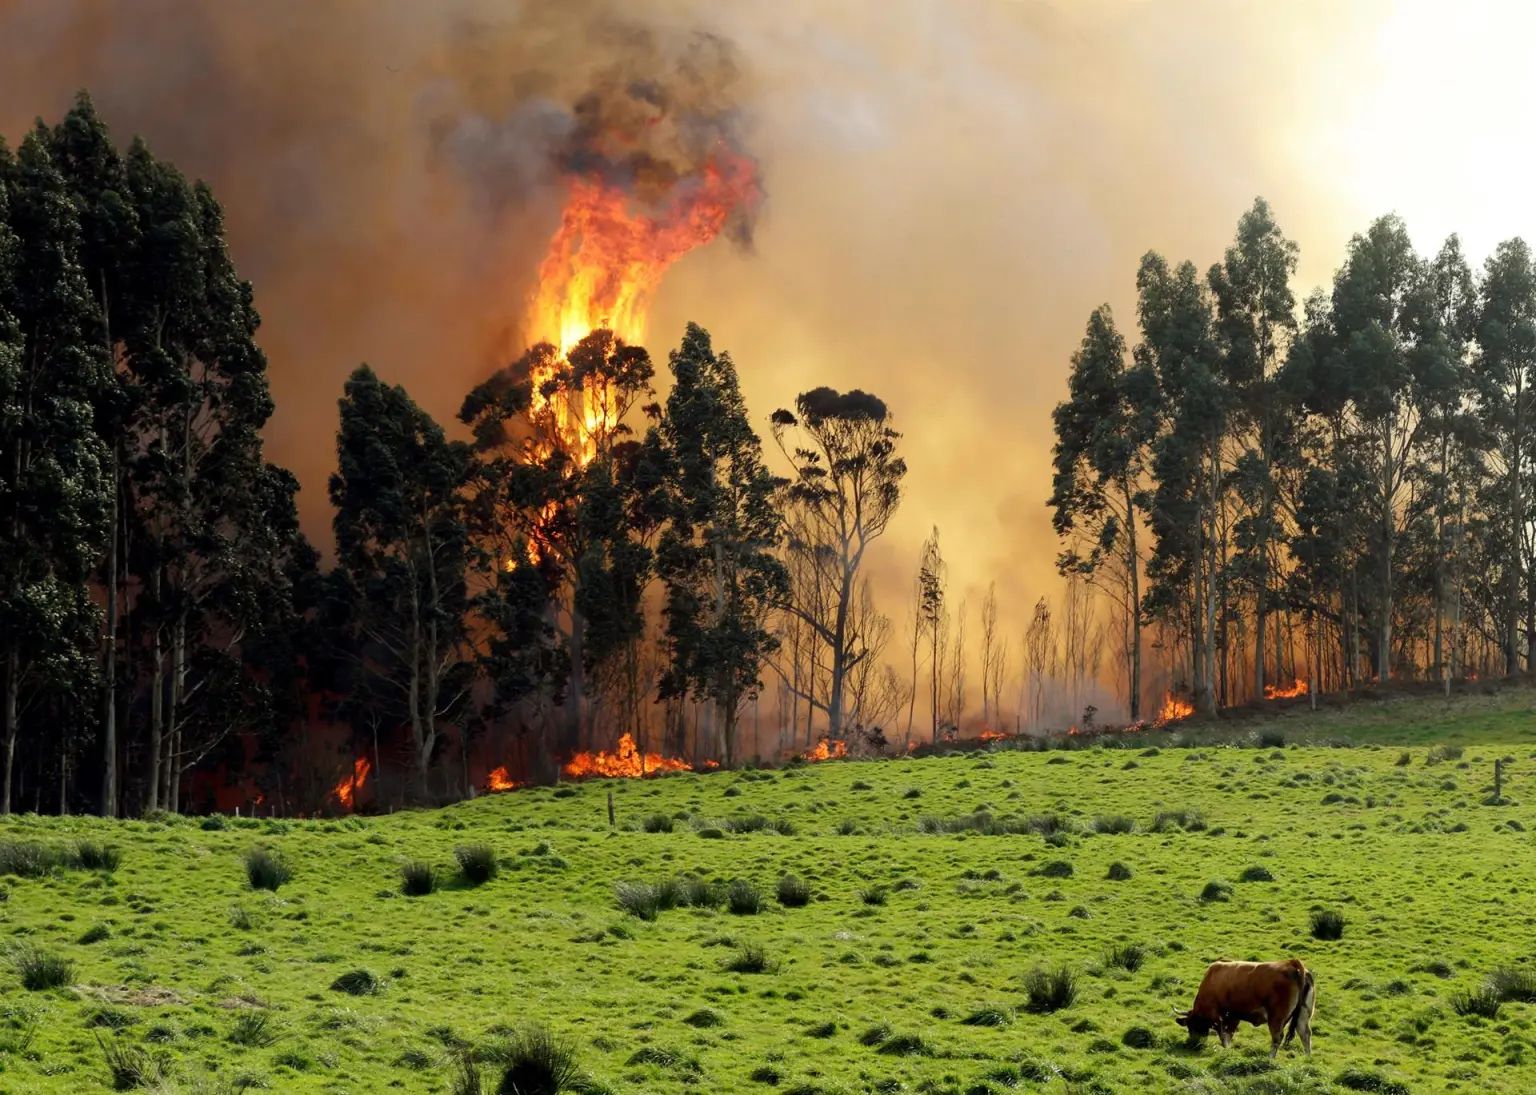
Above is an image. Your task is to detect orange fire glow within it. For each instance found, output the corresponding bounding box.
[525,153,761,463]
[1263,678,1309,700]
[978,727,1009,742]
[1154,692,1195,725]
[330,757,370,810]
[801,737,848,762]
[485,766,520,793]
[563,732,694,779]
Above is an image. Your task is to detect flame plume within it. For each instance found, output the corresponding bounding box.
[563,732,694,778]
[1154,692,1195,725]
[331,757,370,810]
[1263,678,1308,700]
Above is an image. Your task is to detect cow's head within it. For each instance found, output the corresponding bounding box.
[1172,1010,1212,1045]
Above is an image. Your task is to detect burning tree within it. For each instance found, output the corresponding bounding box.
[771,388,906,742]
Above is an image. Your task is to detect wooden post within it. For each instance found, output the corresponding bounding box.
[607,789,616,829]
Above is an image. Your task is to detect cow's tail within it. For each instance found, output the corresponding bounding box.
[1283,968,1315,1046]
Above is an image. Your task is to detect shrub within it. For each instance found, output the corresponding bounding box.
[683,1007,725,1028]
[1451,986,1502,1018]
[1310,909,1345,940]
[79,923,112,945]
[10,943,74,990]
[776,874,811,908]
[1395,751,1412,767]
[960,1005,1013,1027]
[1104,943,1146,972]
[1024,965,1078,1013]
[330,969,381,996]
[1426,743,1464,765]
[1037,860,1074,878]
[641,813,674,834]
[1487,965,1536,1003]
[1238,864,1275,883]
[858,1022,892,1046]
[726,879,763,915]
[1106,861,1133,881]
[616,880,683,920]
[1258,731,1286,748]
[1199,880,1232,903]
[492,1025,581,1095]
[244,846,292,891]
[454,844,498,885]
[806,1020,837,1037]
[676,876,720,909]
[400,860,438,896]
[723,943,775,974]
[228,1010,280,1047]
[74,841,123,872]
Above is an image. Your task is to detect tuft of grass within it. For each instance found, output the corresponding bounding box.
[1121,1025,1157,1049]
[0,840,60,878]
[454,844,499,885]
[1335,1067,1411,1095]
[722,942,776,974]
[1310,909,1345,940]
[227,904,256,931]
[1451,985,1501,1018]
[682,1007,725,1029]
[858,1022,892,1046]
[227,1010,280,1047]
[78,923,112,945]
[329,969,382,996]
[1487,965,1536,1003]
[858,884,889,906]
[400,859,438,896]
[726,878,763,915]
[97,1033,165,1091]
[9,943,74,990]
[1036,860,1074,879]
[615,880,675,921]
[874,1032,932,1057]
[74,841,123,871]
[1200,879,1233,903]
[1238,864,1275,882]
[1092,814,1136,834]
[776,873,811,908]
[675,876,720,909]
[960,1005,1013,1027]
[1151,808,1206,832]
[1024,965,1078,1013]
[490,1025,581,1094]
[641,813,674,834]
[244,845,292,891]
[1106,861,1133,881]
[1104,942,1146,972]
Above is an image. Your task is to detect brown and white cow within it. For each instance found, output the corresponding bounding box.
[1173,958,1315,1058]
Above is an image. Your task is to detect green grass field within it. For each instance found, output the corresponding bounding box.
[3,690,1536,1094]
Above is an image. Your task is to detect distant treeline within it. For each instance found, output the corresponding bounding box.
[1052,198,1536,718]
[0,94,909,816]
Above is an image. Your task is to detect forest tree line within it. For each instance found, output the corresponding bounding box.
[0,95,923,816]
[1052,198,1536,718]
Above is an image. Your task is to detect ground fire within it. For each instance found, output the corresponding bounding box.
[563,732,695,779]
[801,737,848,761]
[484,766,520,793]
[1155,692,1196,725]
[331,757,370,810]
[1264,678,1309,700]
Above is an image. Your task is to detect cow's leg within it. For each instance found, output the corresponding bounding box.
[1217,1014,1234,1048]
[1297,1006,1312,1055]
[1267,1010,1285,1059]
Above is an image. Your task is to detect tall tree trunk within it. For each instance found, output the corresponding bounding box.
[1,649,17,816]
[1124,477,1141,722]
[100,452,120,817]
[1378,416,1394,682]
[147,569,164,815]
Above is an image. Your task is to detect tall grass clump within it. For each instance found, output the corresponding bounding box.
[9,943,75,990]
[454,845,498,886]
[616,880,682,921]
[228,1010,281,1047]
[1310,909,1345,940]
[722,942,776,974]
[641,813,674,834]
[73,841,122,872]
[97,1033,165,1090]
[1104,943,1146,972]
[726,878,763,915]
[776,874,811,908]
[1451,986,1502,1018]
[244,846,292,891]
[490,1025,581,1095]
[0,840,58,878]
[400,860,438,896]
[1487,965,1536,1003]
[1024,965,1078,1013]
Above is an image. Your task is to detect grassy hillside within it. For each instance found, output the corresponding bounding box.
[2,690,1536,1094]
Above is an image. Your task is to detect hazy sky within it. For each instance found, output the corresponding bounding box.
[3,0,1532,655]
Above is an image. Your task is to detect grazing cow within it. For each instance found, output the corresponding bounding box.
[1173,958,1315,1057]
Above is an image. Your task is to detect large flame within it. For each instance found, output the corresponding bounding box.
[563,732,694,779]
[801,737,848,762]
[1154,692,1195,725]
[331,757,370,810]
[978,727,1009,742]
[1263,678,1308,700]
[525,153,761,463]
[485,766,520,793]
